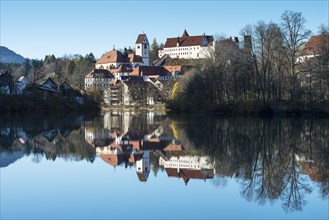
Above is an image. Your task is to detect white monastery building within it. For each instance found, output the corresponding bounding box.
[158,29,215,59]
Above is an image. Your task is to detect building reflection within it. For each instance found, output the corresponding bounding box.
[84,110,216,184]
[160,155,215,185]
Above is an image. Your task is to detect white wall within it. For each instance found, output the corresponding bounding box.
[158,44,214,59]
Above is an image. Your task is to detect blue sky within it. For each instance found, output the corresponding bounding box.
[1,0,328,59]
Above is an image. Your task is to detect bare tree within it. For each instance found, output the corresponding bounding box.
[280,10,311,101]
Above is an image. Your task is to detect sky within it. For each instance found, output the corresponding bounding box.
[1,0,328,60]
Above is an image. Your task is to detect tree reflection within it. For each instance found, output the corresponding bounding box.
[0,113,97,164]
[172,116,329,212]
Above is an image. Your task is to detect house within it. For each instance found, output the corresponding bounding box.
[158,29,215,59]
[297,34,329,63]
[130,66,173,80]
[14,75,29,94]
[38,78,60,93]
[0,71,13,95]
[84,69,115,89]
[110,64,133,77]
[59,80,85,104]
[104,76,161,105]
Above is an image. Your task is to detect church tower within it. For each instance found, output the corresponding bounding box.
[135,33,149,66]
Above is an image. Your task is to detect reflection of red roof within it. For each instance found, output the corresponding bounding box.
[165,168,204,179]
[302,162,328,183]
[100,154,125,167]
[142,140,171,150]
[165,168,214,185]
[163,66,182,73]
[130,140,141,151]
[163,144,183,151]
[137,172,148,182]
[128,152,143,164]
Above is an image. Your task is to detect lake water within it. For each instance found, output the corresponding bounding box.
[1,111,328,219]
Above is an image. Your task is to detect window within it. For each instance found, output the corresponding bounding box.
[144,44,147,49]
[137,46,140,49]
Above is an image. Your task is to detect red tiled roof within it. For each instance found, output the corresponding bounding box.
[110,64,133,74]
[96,50,127,64]
[96,50,143,65]
[85,69,115,78]
[164,34,214,48]
[128,54,143,63]
[136,34,146,44]
[131,66,171,76]
[302,35,329,56]
[120,75,145,82]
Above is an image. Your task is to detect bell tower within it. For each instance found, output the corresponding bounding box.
[135,33,149,66]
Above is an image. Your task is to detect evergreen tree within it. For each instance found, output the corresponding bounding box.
[150,38,159,63]
[85,53,96,63]
[23,58,31,76]
[68,60,76,75]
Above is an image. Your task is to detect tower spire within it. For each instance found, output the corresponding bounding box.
[182,29,189,37]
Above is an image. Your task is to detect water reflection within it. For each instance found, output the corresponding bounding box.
[84,111,216,183]
[0,113,96,166]
[1,111,328,213]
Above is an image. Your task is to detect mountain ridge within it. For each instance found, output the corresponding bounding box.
[0,46,26,64]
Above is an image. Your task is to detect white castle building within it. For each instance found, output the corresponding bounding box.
[158,29,214,59]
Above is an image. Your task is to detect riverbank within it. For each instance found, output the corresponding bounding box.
[0,95,100,113]
[166,100,329,117]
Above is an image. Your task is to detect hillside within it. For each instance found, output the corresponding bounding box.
[0,46,25,64]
